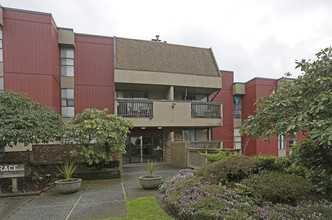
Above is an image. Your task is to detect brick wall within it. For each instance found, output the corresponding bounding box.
[0,145,85,165]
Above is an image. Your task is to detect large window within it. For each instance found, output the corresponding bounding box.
[183,128,209,142]
[61,48,74,77]
[233,95,242,119]
[278,134,286,150]
[61,88,74,117]
[289,133,297,146]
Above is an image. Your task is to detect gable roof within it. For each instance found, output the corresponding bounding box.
[115,37,220,77]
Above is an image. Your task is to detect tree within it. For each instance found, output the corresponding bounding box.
[241,47,332,198]
[63,108,133,168]
[0,91,64,148]
[241,47,332,149]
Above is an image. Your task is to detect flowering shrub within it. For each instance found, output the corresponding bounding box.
[164,178,259,219]
[164,177,332,219]
[159,169,194,193]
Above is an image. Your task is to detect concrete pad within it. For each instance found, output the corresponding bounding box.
[24,192,81,208]
[0,196,35,220]
[68,200,127,219]
[80,191,125,203]
[8,204,72,220]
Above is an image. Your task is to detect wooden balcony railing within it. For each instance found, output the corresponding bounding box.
[191,103,221,118]
[117,100,153,118]
[189,140,223,149]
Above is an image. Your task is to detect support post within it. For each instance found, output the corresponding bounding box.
[12,177,18,193]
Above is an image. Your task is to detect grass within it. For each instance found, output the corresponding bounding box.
[109,197,174,220]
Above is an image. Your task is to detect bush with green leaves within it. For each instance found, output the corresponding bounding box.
[241,171,312,204]
[199,149,235,163]
[291,139,332,199]
[0,91,63,148]
[196,156,260,184]
[163,176,331,219]
[63,108,133,169]
[252,155,291,172]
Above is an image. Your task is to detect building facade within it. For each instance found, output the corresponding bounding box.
[213,73,304,157]
[0,6,301,162]
[0,7,223,163]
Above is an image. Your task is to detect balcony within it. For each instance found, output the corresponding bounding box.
[117,100,153,118]
[189,140,223,149]
[116,100,222,127]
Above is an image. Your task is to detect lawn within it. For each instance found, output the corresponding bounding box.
[109,197,173,220]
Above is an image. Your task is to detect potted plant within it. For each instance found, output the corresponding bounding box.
[55,163,82,194]
[139,161,162,189]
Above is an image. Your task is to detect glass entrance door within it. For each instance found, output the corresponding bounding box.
[125,135,163,163]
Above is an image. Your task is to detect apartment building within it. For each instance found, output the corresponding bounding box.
[0,6,302,163]
[213,73,304,157]
[0,7,223,163]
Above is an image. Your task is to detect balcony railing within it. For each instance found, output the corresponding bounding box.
[117,100,153,117]
[191,103,221,118]
[189,140,223,149]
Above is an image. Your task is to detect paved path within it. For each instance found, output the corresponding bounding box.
[0,163,181,220]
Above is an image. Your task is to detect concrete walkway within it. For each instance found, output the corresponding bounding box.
[0,163,181,220]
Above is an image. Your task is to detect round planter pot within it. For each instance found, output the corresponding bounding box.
[55,178,82,194]
[139,175,162,189]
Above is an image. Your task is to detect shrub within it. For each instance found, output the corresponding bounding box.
[159,169,194,193]
[252,155,291,172]
[242,171,312,204]
[196,156,260,184]
[291,139,332,199]
[163,176,331,219]
[199,149,236,163]
[164,178,257,219]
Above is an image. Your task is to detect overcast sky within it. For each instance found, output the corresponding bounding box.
[1,0,331,82]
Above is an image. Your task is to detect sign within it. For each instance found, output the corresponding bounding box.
[0,164,25,178]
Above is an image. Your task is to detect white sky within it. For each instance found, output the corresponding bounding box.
[1,0,331,82]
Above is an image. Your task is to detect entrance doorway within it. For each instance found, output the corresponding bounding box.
[124,135,163,163]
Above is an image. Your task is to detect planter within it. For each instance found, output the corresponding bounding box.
[139,175,162,189]
[55,178,82,194]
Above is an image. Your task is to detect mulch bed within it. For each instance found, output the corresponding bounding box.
[0,165,59,194]
[0,163,120,194]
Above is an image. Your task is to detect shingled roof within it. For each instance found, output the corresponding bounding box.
[115,37,220,77]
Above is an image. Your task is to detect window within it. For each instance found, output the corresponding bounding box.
[233,95,242,119]
[183,128,209,142]
[0,76,3,93]
[61,48,74,77]
[117,91,148,100]
[278,134,286,149]
[289,133,297,146]
[234,128,242,150]
[0,26,3,62]
[61,88,74,117]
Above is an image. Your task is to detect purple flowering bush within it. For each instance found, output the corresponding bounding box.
[163,176,331,219]
[159,169,194,193]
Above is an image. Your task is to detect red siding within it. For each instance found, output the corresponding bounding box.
[212,71,234,149]
[74,35,114,114]
[242,78,279,156]
[3,9,61,114]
